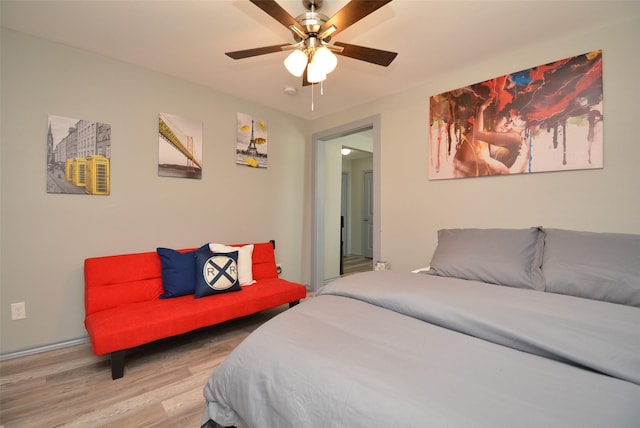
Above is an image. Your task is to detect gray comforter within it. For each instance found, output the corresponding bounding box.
[202,270,640,428]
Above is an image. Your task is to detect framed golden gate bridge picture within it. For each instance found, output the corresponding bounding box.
[158,112,203,179]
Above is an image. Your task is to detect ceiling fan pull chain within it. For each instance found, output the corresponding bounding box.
[311,82,315,111]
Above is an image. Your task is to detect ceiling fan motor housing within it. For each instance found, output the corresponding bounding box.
[296,11,328,37]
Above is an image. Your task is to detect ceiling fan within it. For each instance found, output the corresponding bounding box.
[225,0,397,86]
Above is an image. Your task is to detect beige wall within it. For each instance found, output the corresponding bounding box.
[312,14,640,272]
[0,29,310,354]
[2,11,640,355]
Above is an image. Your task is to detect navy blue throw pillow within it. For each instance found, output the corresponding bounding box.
[194,249,242,298]
[157,245,207,298]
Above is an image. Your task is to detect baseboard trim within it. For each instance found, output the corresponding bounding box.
[0,336,90,361]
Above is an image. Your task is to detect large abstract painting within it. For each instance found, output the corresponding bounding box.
[429,50,603,180]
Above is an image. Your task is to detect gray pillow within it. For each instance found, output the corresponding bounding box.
[542,229,640,307]
[427,227,545,290]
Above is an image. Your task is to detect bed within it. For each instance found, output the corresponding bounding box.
[201,227,640,428]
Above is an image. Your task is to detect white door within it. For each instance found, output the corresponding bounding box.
[362,170,373,258]
[341,172,349,258]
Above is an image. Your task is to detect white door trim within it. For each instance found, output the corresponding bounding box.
[311,115,381,289]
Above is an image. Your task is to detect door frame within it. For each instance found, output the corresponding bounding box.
[311,115,381,290]
[362,169,374,258]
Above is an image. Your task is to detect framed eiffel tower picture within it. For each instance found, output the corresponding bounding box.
[236,112,268,168]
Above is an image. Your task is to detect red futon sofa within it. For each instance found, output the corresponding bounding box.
[84,241,306,379]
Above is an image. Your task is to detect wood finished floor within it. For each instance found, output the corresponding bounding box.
[0,306,290,428]
[0,259,370,427]
[342,256,373,275]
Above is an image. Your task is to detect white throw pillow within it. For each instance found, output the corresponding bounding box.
[209,243,255,286]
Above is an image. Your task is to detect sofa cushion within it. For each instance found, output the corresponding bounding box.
[84,277,307,355]
[157,247,199,298]
[84,251,166,315]
[195,249,242,298]
[251,242,278,280]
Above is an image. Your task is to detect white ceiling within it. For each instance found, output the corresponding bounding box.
[2,0,638,120]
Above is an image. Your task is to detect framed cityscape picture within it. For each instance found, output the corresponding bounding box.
[47,115,111,195]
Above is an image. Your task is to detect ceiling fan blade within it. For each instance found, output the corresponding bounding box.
[250,0,306,34]
[333,42,397,66]
[319,0,392,38]
[225,44,290,60]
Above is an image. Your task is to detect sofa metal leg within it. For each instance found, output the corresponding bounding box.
[202,419,236,428]
[289,300,300,308]
[111,350,126,380]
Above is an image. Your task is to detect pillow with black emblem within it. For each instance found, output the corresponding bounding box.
[194,248,242,298]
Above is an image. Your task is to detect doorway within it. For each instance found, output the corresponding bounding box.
[311,115,381,290]
[341,151,373,276]
[362,169,374,258]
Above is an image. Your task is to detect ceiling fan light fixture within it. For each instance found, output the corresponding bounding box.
[228,0,398,110]
[312,46,337,74]
[284,49,308,77]
[307,60,327,83]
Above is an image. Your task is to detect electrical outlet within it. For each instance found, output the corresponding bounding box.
[11,302,26,320]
